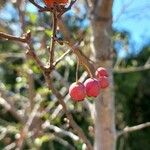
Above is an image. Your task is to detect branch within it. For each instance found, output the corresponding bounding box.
[68,43,95,76]
[0,97,24,123]
[44,75,93,150]
[42,121,79,141]
[29,0,44,9]
[1,2,92,149]
[57,0,77,17]
[53,49,71,67]
[16,97,42,149]
[114,64,150,73]
[117,122,150,138]
[0,32,27,43]
[49,10,57,70]
[57,19,95,74]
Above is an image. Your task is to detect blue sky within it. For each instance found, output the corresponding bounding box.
[0,0,150,58]
[113,0,150,57]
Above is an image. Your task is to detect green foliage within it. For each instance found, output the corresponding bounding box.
[115,48,150,149]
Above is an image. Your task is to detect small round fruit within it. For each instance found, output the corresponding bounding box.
[69,82,86,101]
[84,78,100,97]
[43,0,68,7]
[43,0,54,7]
[99,76,109,89]
[56,0,68,5]
[95,67,108,78]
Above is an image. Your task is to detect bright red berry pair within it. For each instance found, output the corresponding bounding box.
[69,67,109,102]
[69,78,100,102]
[84,68,109,100]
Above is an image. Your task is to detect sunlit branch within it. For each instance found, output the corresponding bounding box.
[117,122,150,138]
[114,64,150,73]
[42,121,79,141]
[0,32,27,43]
[44,76,93,150]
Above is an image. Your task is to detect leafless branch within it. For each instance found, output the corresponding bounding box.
[28,0,50,11]
[0,97,24,123]
[44,76,93,150]
[42,121,79,141]
[49,10,57,70]
[53,49,72,67]
[16,96,42,149]
[0,1,93,148]
[0,32,27,43]
[117,122,150,138]
[54,135,76,150]
[57,0,77,17]
[114,64,150,73]
[4,142,16,150]
[0,21,94,150]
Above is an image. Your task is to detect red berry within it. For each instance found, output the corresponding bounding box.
[95,67,108,78]
[56,0,68,4]
[98,76,109,89]
[69,82,86,101]
[84,78,100,97]
[43,0,54,7]
[43,0,68,7]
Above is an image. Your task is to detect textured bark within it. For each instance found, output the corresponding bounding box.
[90,0,116,150]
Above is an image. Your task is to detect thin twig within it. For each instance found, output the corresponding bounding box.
[16,97,42,149]
[67,43,95,76]
[0,29,93,149]
[49,10,57,70]
[0,97,23,123]
[114,64,150,73]
[76,57,79,82]
[29,0,43,9]
[53,49,71,67]
[57,0,77,17]
[0,31,46,73]
[42,121,79,141]
[117,122,150,138]
[44,75,93,150]
[0,32,27,43]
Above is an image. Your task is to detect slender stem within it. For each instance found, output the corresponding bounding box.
[67,43,95,76]
[76,58,79,82]
[83,63,93,78]
[117,122,150,138]
[49,11,57,70]
[53,49,71,67]
[0,32,27,43]
[44,75,93,150]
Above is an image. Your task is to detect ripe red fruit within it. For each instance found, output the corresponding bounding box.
[69,82,86,101]
[84,78,100,97]
[98,76,109,89]
[43,0,54,7]
[95,67,108,78]
[56,0,68,4]
[43,0,68,7]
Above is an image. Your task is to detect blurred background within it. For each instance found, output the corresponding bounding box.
[0,0,150,149]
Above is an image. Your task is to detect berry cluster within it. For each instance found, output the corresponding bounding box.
[69,67,109,101]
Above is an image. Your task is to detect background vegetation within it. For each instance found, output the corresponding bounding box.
[0,0,150,149]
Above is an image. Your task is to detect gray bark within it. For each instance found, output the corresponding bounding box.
[90,0,116,149]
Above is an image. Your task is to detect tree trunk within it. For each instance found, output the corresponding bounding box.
[90,0,116,149]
